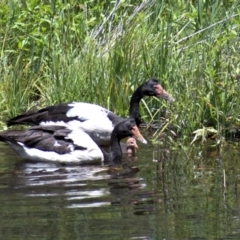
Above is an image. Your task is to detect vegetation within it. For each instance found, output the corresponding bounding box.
[0,0,239,141]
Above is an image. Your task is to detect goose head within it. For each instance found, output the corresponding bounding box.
[113,118,147,144]
[109,118,147,162]
[140,78,175,102]
[129,78,174,126]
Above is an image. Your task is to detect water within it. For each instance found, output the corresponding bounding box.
[0,139,240,240]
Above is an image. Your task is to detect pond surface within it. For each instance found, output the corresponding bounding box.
[0,138,240,240]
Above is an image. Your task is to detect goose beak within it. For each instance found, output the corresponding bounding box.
[131,126,147,144]
[155,84,175,102]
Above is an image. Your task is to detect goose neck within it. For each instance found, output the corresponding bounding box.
[129,87,144,122]
[109,132,122,162]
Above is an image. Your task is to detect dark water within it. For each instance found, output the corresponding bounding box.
[1,139,240,240]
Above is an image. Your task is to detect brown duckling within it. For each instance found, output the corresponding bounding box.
[120,137,138,156]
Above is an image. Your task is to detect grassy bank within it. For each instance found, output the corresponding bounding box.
[0,0,239,141]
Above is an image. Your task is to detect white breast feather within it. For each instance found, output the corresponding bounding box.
[66,128,99,150]
[39,102,114,145]
[54,141,61,147]
[67,102,109,119]
[7,128,104,163]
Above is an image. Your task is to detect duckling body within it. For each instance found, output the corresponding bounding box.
[120,138,138,156]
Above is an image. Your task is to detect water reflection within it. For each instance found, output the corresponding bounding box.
[12,161,111,209]
[1,141,240,239]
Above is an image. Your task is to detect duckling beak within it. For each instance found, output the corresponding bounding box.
[155,84,175,102]
[132,142,139,149]
[131,126,147,144]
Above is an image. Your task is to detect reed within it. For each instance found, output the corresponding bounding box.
[0,0,239,140]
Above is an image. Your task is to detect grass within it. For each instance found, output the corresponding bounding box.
[0,0,240,143]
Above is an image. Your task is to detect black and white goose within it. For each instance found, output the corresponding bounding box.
[0,118,146,164]
[7,78,174,146]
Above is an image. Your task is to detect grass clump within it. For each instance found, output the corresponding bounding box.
[0,0,239,141]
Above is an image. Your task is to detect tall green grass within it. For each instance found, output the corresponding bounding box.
[0,0,239,141]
